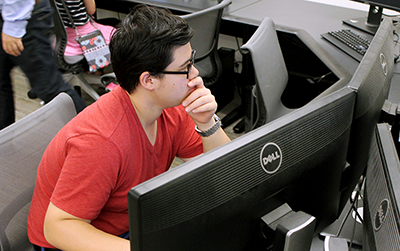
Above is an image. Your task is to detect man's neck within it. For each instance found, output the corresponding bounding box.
[127,90,161,145]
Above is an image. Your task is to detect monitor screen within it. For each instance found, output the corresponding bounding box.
[128,87,356,251]
[344,0,400,34]
[338,17,395,212]
[363,123,400,250]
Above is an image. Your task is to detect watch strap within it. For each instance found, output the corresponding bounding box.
[195,114,221,137]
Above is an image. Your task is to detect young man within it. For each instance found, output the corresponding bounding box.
[27,5,231,251]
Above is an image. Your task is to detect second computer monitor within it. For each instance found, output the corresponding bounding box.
[363,123,400,251]
[339,17,395,212]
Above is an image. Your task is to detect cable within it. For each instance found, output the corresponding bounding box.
[393,30,400,64]
[348,177,365,251]
[335,176,365,238]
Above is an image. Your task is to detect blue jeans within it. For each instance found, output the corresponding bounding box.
[0,0,86,129]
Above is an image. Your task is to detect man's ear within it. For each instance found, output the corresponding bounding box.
[139,71,156,90]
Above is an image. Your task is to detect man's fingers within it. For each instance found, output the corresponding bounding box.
[2,32,24,56]
[5,43,22,56]
[183,88,213,111]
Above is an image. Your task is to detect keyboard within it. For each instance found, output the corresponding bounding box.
[321,29,371,62]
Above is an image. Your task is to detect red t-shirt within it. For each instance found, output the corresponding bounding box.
[27,86,203,248]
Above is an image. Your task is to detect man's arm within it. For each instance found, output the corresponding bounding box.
[44,202,130,251]
[194,116,231,153]
[1,0,35,56]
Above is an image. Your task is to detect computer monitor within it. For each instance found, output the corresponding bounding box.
[344,0,400,34]
[363,123,400,250]
[128,87,356,251]
[338,17,395,212]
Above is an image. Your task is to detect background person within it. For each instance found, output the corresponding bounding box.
[0,0,86,130]
[54,0,116,67]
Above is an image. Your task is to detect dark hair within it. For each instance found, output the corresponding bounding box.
[109,5,194,93]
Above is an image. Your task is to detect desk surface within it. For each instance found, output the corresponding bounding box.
[225,0,376,75]
[225,0,400,104]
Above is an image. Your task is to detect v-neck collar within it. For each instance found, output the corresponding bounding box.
[123,91,161,153]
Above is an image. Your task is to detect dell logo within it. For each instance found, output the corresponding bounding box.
[374,199,389,231]
[260,143,282,174]
[380,53,388,76]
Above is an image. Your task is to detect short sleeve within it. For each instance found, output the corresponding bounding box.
[51,134,122,220]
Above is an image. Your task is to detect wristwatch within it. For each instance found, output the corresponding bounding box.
[195,114,222,137]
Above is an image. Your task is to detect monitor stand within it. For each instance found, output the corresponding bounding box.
[342,5,382,35]
[319,180,364,248]
[260,203,316,251]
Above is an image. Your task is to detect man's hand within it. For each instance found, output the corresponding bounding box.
[2,32,24,56]
[182,76,217,126]
[182,76,231,152]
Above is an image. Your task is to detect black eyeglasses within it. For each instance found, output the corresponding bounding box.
[162,50,196,79]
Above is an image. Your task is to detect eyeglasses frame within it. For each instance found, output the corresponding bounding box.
[162,50,196,79]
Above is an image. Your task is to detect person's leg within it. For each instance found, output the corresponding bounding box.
[0,55,16,130]
[0,19,16,130]
[17,0,86,113]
